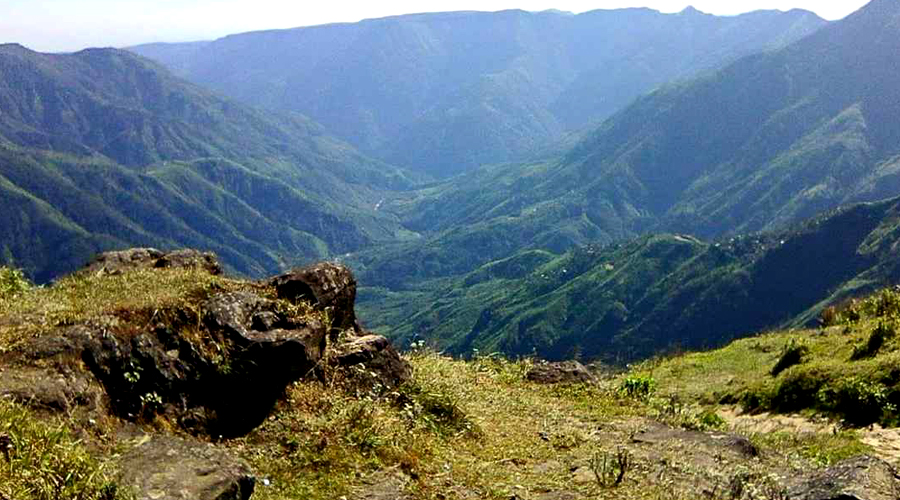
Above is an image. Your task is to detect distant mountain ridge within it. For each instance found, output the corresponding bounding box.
[353,0,900,290]
[0,44,418,281]
[130,7,826,177]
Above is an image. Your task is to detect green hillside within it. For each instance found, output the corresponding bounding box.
[359,196,900,361]
[131,8,825,177]
[0,44,419,282]
[356,0,900,291]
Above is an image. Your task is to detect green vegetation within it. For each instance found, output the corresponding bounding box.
[642,286,900,428]
[0,44,419,282]
[346,0,900,325]
[0,266,30,298]
[771,339,808,377]
[0,400,124,500]
[0,266,224,349]
[3,264,896,499]
[359,196,900,362]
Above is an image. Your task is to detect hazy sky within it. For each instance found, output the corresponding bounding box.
[1,0,871,53]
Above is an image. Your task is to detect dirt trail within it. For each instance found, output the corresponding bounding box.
[720,406,900,464]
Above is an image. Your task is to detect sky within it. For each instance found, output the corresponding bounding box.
[1,0,872,53]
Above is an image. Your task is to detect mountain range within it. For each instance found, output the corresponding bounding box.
[130,7,826,177]
[351,0,900,291]
[347,0,900,359]
[4,0,900,363]
[0,44,417,282]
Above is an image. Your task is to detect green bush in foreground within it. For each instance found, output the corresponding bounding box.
[0,266,31,299]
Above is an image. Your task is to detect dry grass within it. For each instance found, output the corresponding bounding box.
[0,265,888,499]
[0,398,127,500]
[0,267,245,350]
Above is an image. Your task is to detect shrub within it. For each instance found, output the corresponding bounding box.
[850,322,894,360]
[0,266,30,299]
[589,447,629,487]
[618,375,656,400]
[770,367,828,412]
[396,382,479,438]
[771,338,808,376]
[817,377,897,427]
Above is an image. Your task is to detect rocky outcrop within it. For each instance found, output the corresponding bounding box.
[81,248,223,276]
[76,289,329,436]
[786,455,900,500]
[0,248,414,499]
[118,434,255,500]
[526,361,596,385]
[266,262,360,336]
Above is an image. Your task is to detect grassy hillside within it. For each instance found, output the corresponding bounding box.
[132,8,825,177]
[0,44,420,282]
[3,263,896,499]
[359,196,900,361]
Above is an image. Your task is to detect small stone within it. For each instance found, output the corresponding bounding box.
[526,361,596,385]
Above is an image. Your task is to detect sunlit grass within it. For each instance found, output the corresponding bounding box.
[0,398,127,500]
[0,267,241,350]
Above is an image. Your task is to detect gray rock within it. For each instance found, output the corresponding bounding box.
[334,334,412,389]
[81,248,222,276]
[535,493,579,500]
[118,434,254,500]
[526,361,596,385]
[265,262,359,336]
[353,469,412,500]
[786,455,900,500]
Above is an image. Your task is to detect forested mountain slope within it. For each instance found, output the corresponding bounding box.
[356,0,900,290]
[0,44,418,281]
[131,8,825,177]
[361,196,900,361]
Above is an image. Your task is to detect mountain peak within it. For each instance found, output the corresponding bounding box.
[0,43,33,54]
[678,6,707,16]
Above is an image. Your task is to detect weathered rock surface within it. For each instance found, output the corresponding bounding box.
[353,469,412,500]
[333,334,412,390]
[2,250,414,438]
[631,421,760,459]
[526,361,596,385]
[71,290,329,436]
[0,326,105,415]
[81,248,222,276]
[786,455,900,500]
[266,262,359,335]
[118,434,255,500]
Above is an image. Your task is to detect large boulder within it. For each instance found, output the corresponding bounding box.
[81,248,222,276]
[4,250,410,438]
[265,262,359,336]
[786,455,900,500]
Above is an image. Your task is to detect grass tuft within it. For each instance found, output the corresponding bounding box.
[0,398,126,500]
